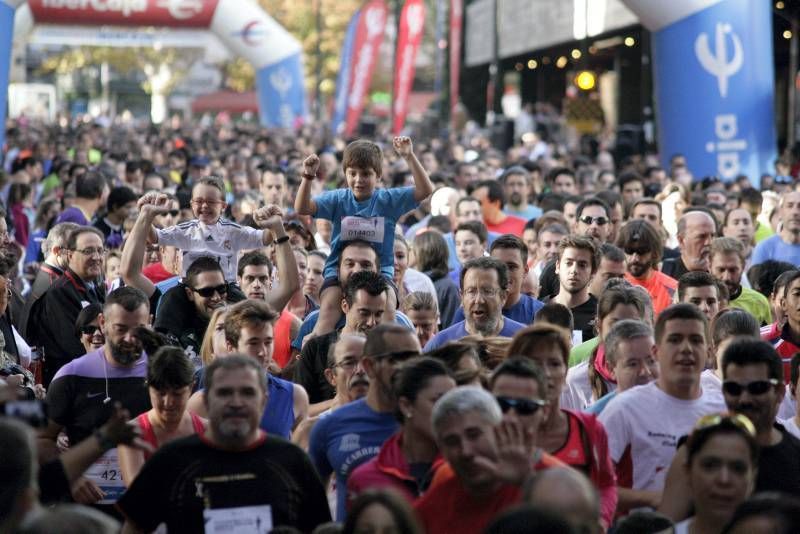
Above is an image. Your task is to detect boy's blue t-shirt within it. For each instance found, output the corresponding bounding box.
[314,187,418,279]
[308,398,398,520]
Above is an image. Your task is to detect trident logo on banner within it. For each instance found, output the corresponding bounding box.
[695,22,743,98]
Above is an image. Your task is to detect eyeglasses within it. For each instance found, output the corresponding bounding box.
[191,199,224,207]
[191,284,228,298]
[74,247,106,257]
[721,379,779,397]
[496,396,548,416]
[332,358,361,371]
[623,246,649,256]
[370,349,420,365]
[463,287,501,299]
[693,412,756,436]
[80,325,100,336]
[578,215,608,226]
[168,209,180,217]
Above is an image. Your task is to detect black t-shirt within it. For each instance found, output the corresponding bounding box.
[294,330,338,404]
[154,284,210,364]
[117,433,331,533]
[755,425,800,497]
[571,294,598,343]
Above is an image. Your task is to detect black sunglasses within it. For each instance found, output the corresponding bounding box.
[578,215,608,226]
[496,396,548,416]
[80,325,100,336]
[624,246,649,256]
[191,284,228,298]
[722,379,779,397]
[168,209,180,217]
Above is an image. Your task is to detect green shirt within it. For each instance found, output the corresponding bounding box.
[569,336,600,367]
[730,286,772,326]
[754,222,774,243]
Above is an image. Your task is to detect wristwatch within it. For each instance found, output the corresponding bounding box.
[275,235,290,245]
[301,172,316,180]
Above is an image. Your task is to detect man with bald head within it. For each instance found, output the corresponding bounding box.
[661,209,716,279]
[524,468,602,533]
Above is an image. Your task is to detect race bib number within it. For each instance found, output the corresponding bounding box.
[341,216,384,244]
[203,505,273,534]
[84,448,125,504]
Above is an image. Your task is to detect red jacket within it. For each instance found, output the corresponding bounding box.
[347,431,443,507]
[562,409,618,527]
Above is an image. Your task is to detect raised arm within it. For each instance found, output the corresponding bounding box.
[122,194,170,297]
[253,205,300,311]
[394,136,434,202]
[294,154,320,216]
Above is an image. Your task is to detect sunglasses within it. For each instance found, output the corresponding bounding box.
[721,379,779,397]
[624,246,649,256]
[80,325,100,336]
[694,412,756,436]
[191,284,228,298]
[168,209,180,217]
[578,215,608,226]
[496,396,548,416]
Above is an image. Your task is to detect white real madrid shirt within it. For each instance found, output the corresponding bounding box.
[156,219,264,282]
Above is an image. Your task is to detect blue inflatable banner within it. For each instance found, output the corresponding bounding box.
[626,0,776,185]
[332,9,361,135]
[255,52,307,129]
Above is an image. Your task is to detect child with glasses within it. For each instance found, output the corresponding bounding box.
[137,176,288,289]
[296,137,434,338]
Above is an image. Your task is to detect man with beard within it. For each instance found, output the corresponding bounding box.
[309,323,420,520]
[550,235,599,344]
[573,198,611,243]
[118,355,331,533]
[661,210,716,279]
[30,226,107,386]
[721,339,800,496]
[752,191,800,266]
[424,257,525,351]
[38,287,152,507]
[710,237,772,325]
[617,219,678,316]
[502,166,542,221]
[296,271,387,411]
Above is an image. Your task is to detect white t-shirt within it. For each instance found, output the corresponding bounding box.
[777,392,797,421]
[780,417,800,439]
[156,219,264,282]
[599,381,726,492]
[564,361,593,410]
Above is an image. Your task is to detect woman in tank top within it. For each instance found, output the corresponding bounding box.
[119,346,207,485]
[508,323,618,529]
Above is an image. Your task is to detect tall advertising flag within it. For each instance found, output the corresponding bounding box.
[449,0,463,127]
[622,0,776,186]
[344,0,389,136]
[332,8,361,134]
[392,0,426,134]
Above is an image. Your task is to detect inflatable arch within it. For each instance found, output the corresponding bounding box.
[0,0,307,146]
[622,0,776,185]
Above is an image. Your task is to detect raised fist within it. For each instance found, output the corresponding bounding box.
[303,154,320,176]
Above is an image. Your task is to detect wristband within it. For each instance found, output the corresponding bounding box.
[301,172,317,180]
[275,235,290,245]
[94,428,115,452]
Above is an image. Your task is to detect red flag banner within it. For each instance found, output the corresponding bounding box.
[344,0,389,136]
[392,0,426,134]
[449,0,463,127]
